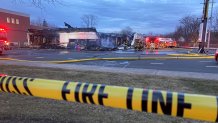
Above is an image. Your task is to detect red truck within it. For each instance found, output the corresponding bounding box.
[0,27,10,54]
[145,37,177,49]
[215,49,218,64]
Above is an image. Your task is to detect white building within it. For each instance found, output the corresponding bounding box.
[28,28,99,49]
[58,28,99,48]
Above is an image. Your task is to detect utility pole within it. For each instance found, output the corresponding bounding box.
[199,0,210,53]
[207,0,214,48]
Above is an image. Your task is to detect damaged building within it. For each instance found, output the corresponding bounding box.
[28,26,132,50]
[28,27,99,49]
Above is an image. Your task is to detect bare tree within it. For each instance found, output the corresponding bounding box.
[207,10,218,44]
[13,0,63,8]
[31,18,57,28]
[31,17,43,26]
[177,16,200,45]
[212,10,218,32]
[81,14,97,28]
[173,26,184,40]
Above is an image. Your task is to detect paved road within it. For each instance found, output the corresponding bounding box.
[1,48,189,61]
[0,48,217,74]
[72,59,218,74]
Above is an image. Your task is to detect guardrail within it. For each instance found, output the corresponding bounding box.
[0,75,217,122]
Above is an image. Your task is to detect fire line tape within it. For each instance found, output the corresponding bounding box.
[0,75,217,122]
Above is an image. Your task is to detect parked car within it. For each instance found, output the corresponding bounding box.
[118,44,128,50]
[40,44,65,49]
[215,49,218,63]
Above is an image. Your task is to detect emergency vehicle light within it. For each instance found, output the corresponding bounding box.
[0,28,6,32]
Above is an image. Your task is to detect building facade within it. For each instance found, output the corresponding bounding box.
[28,28,99,49]
[0,8,30,46]
[58,28,99,49]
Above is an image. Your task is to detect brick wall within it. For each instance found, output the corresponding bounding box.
[0,8,30,46]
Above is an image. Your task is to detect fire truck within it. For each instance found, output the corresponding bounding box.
[0,27,10,54]
[159,38,177,48]
[145,36,159,49]
[145,37,177,49]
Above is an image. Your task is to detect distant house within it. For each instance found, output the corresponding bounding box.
[0,8,30,46]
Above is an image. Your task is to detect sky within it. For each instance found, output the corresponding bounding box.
[0,0,217,34]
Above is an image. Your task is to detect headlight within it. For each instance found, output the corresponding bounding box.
[4,41,9,45]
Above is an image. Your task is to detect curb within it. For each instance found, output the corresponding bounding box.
[0,58,14,60]
[168,54,213,57]
[52,56,214,64]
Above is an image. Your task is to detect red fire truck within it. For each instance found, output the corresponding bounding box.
[159,38,177,48]
[0,27,10,54]
[145,37,177,49]
[145,36,160,49]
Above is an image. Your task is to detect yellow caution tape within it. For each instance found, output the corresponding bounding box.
[0,75,217,122]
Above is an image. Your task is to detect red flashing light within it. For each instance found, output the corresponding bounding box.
[0,28,6,32]
[3,40,9,45]
[0,74,7,77]
[146,37,149,42]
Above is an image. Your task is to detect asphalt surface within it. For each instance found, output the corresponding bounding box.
[1,48,189,61]
[0,48,217,74]
[72,59,218,74]
[1,60,218,81]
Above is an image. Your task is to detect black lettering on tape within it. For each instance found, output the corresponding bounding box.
[82,83,97,104]
[142,89,149,112]
[23,78,33,96]
[75,83,82,102]
[62,81,70,101]
[216,97,218,122]
[5,76,12,93]
[127,87,134,109]
[152,91,172,115]
[98,85,108,106]
[177,93,192,117]
[0,76,6,92]
[12,77,21,94]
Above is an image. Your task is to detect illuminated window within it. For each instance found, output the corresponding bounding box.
[11,18,15,24]
[7,17,10,23]
[16,19,19,24]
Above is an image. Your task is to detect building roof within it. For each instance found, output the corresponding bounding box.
[57,28,97,32]
[0,8,29,17]
[28,27,98,35]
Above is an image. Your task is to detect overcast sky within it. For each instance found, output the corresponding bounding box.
[0,0,217,34]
